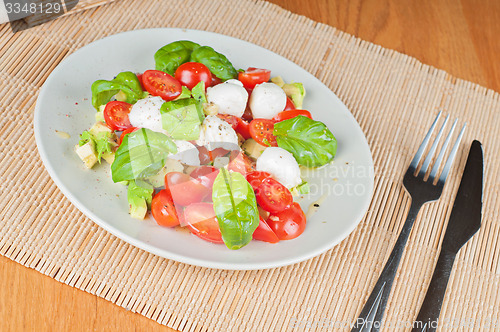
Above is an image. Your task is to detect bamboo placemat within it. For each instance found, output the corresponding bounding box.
[23,0,116,27]
[1,0,499,331]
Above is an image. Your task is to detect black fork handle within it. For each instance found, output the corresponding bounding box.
[351,200,424,332]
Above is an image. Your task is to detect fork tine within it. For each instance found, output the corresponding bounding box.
[419,115,450,176]
[429,118,457,180]
[438,123,466,184]
[409,112,442,171]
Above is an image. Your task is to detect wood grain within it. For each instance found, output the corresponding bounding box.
[268,0,500,93]
[1,0,498,331]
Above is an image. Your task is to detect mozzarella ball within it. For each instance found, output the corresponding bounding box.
[256,147,301,189]
[195,115,239,151]
[171,140,200,166]
[128,96,165,133]
[249,82,286,119]
[206,79,248,117]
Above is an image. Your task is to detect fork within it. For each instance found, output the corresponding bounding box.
[351,112,466,332]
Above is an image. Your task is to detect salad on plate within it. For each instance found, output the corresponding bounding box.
[74,40,337,250]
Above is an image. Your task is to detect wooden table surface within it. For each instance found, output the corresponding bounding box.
[1,0,499,331]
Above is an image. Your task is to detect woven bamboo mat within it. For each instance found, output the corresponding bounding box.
[1,0,499,331]
[23,0,117,27]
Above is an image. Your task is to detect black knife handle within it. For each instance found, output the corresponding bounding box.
[412,249,457,332]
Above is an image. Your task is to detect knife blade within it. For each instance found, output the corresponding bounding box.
[412,140,483,332]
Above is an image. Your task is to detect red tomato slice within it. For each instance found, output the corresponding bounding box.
[255,177,293,213]
[184,203,223,243]
[174,62,212,90]
[216,114,239,130]
[118,127,138,146]
[142,70,182,101]
[210,147,231,161]
[246,171,272,191]
[197,146,211,165]
[210,75,222,87]
[190,165,218,179]
[249,119,278,147]
[136,73,144,90]
[283,97,296,111]
[190,166,219,202]
[151,189,180,227]
[273,110,312,122]
[266,202,306,240]
[241,106,253,122]
[165,172,210,206]
[228,151,255,176]
[103,101,132,131]
[238,67,271,90]
[235,118,251,139]
[252,216,280,243]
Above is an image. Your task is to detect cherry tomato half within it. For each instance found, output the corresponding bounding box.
[142,70,181,101]
[103,101,132,131]
[211,75,222,87]
[190,166,219,202]
[283,97,296,111]
[273,110,312,122]
[238,67,271,90]
[184,203,223,243]
[118,127,138,146]
[249,119,278,147]
[151,189,180,227]
[210,147,231,160]
[175,62,213,90]
[246,171,272,191]
[255,177,293,213]
[228,151,255,176]
[165,172,210,206]
[241,106,253,122]
[266,202,306,240]
[197,146,211,165]
[217,114,239,130]
[190,165,218,179]
[136,73,144,90]
[236,118,251,139]
[253,216,280,243]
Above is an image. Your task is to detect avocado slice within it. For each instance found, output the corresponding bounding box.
[127,180,154,220]
[282,83,306,109]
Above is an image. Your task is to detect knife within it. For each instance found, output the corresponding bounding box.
[411,140,483,332]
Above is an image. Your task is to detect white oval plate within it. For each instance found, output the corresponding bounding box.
[34,28,374,270]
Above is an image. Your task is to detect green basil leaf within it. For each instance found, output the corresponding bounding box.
[191,81,207,104]
[190,46,237,81]
[212,168,259,250]
[160,98,205,140]
[111,128,177,182]
[273,116,337,167]
[154,40,200,75]
[91,71,143,110]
